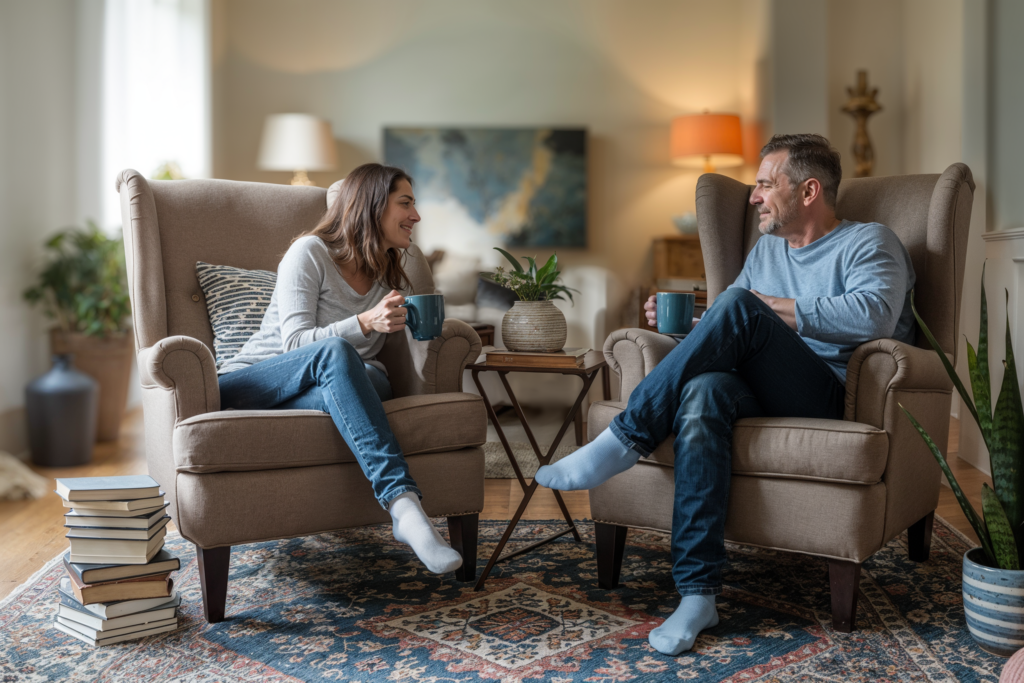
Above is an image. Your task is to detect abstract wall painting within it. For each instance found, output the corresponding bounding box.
[384,127,587,249]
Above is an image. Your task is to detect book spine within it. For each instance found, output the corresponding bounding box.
[485,357,584,368]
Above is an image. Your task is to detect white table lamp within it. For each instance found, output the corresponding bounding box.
[258,113,338,186]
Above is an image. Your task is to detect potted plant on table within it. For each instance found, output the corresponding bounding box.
[488,248,578,353]
[23,222,133,442]
[902,267,1024,657]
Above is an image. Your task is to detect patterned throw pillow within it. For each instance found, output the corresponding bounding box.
[195,262,277,370]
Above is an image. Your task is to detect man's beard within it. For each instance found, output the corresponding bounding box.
[758,194,800,235]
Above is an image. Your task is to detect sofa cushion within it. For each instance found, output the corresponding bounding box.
[174,392,486,473]
[588,402,888,486]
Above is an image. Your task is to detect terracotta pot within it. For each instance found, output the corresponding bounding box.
[500,300,567,353]
[50,328,134,442]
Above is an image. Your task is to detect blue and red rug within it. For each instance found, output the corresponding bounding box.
[0,517,1006,681]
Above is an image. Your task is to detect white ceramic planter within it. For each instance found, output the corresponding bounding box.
[963,547,1024,657]
[501,300,567,353]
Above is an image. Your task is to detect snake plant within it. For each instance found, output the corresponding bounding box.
[901,265,1024,570]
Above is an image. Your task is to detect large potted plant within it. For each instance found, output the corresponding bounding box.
[24,222,133,442]
[488,248,577,353]
[902,267,1024,657]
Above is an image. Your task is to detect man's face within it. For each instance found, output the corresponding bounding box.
[750,151,801,236]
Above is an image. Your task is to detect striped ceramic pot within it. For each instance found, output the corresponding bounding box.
[963,547,1024,657]
[501,300,567,353]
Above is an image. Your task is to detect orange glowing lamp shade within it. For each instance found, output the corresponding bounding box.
[671,113,744,172]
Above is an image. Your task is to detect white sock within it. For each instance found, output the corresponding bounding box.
[388,492,463,574]
[534,428,641,491]
[649,595,719,656]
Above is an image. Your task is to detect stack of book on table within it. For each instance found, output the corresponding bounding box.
[52,475,181,646]
[485,347,590,368]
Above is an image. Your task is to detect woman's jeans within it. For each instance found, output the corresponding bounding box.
[218,337,420,509]
[610,288,846,597]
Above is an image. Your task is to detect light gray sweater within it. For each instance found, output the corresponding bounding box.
[219,236,401,375]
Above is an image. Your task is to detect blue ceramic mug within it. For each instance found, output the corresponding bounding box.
[402,294,445,341]
[656,292,695,335]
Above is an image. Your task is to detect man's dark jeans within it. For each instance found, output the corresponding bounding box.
[610,288,845,596]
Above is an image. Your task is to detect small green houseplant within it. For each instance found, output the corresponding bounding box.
[902,267,1024,655]
[23,222,134,441]
[23,222,131,337]
[488,248,578,353]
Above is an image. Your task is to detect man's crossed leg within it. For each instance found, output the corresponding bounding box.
[536,288,846,655]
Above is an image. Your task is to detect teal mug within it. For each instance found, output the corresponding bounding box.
[656,292,695,335]
[402,294,445,341]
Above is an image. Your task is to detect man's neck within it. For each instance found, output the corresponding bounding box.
[781,215,842,249]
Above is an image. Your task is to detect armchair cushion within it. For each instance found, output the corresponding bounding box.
[194,261,276,370]
[588,401,888,486]
[174,392,486,474]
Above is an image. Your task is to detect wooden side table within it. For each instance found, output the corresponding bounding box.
[467,351,611,591]
[469,322,495,347]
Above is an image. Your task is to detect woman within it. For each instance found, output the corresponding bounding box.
[217,163,462,575]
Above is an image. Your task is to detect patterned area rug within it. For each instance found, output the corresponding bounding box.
[0,516,1006,682]
[483,441,577,478]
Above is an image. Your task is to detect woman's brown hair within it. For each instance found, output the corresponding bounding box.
[300,163,413,291]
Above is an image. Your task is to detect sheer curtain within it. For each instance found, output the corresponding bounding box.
[102,0,210,229]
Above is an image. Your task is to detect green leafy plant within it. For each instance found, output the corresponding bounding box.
[488,247,578,303]
[23,222,131,337]
[902,265,1024,569]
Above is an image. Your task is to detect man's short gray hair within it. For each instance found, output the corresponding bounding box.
[760,134,842,208]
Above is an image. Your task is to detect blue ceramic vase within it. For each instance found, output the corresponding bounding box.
[25,354,98,467]
[963,547,1024,657]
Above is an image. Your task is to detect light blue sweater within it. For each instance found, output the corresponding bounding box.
[728,220,916,381]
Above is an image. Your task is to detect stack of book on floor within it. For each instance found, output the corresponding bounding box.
[52,475,181,646]
[484,347,590,368]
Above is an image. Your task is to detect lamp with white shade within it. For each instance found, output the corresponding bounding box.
[258,113,338,186]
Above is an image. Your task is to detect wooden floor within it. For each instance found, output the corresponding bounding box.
[0,410,988,602]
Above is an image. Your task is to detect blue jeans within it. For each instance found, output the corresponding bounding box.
[218,337,420,509]
[611,288,845,596]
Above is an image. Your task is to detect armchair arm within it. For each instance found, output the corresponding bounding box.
[603,328,679,402]
[843,338,953,428]
[138,335,220,422]
[378,319,482,398]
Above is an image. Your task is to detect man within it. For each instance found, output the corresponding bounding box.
[536,133,915,656]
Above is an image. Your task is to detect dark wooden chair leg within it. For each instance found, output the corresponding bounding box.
[197,545,231,623]
[907,510,935,562]
[828,559,861,633]
[447,514,478,582]
[595,522,628,589]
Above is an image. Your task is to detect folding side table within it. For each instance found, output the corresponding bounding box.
[468,350,611,590]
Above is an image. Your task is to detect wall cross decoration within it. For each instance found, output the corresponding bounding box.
[841,70,882,178]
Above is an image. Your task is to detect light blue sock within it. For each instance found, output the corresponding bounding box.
[649,595,719,656]
[534,428,641,491]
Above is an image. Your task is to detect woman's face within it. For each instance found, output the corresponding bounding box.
[380,179,420,251]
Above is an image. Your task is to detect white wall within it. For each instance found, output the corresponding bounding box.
[0,1,81,454]
[213,0,755,291]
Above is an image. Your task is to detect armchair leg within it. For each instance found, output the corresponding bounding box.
[447,514,478,583]
[907,511,935,562]
[595,522,628,589]
[197,545,231,623]
[828,559,861,633]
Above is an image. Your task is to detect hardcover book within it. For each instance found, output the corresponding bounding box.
[58,578,178,617]
[54,618,178,646]
[65,516,170,540]
[61,494,166,512]
[484,347,589,368]
[55,475,160,502]
[64,549,180,584]
[65,504,169,528]
[57,600,178,631]
[63,569,173,605]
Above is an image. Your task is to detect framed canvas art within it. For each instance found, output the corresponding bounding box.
[384,127,586,249]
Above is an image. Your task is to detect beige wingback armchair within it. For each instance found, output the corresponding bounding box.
[588,163,974,632]
[117,170,486,623]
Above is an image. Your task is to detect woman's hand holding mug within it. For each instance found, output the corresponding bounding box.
[358,290,407,335]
